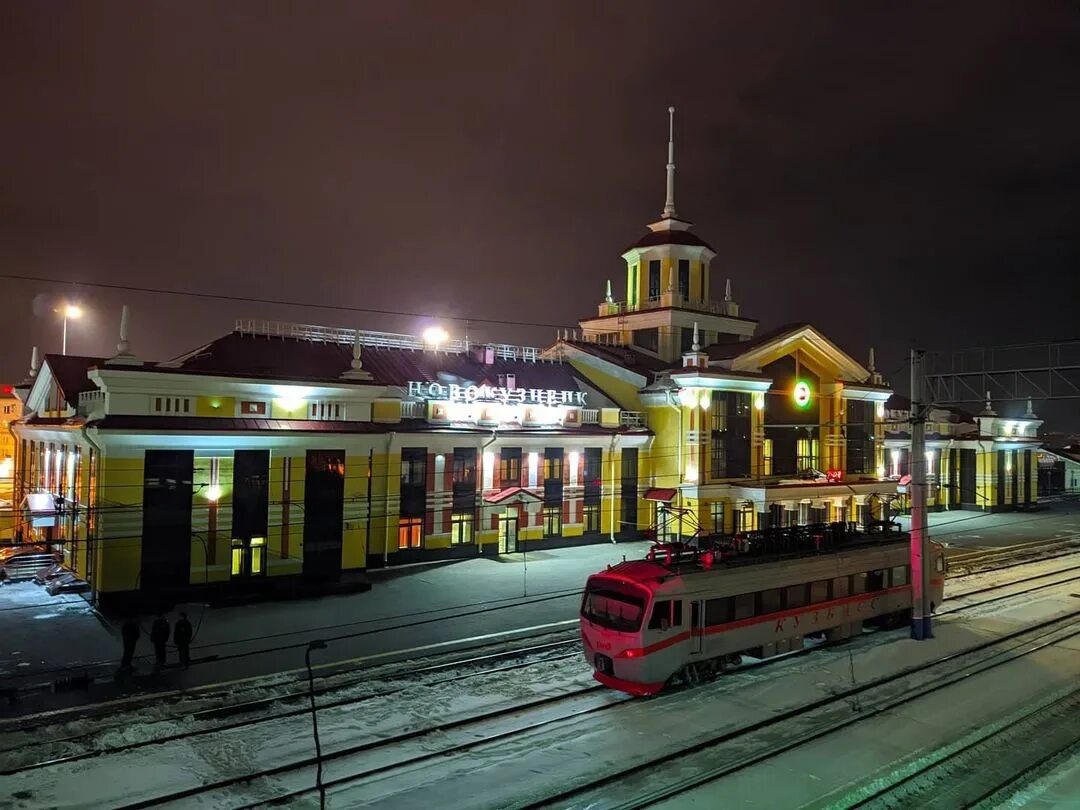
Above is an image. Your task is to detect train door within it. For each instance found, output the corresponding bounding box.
[690,600,705,655]
[498,510,519,553]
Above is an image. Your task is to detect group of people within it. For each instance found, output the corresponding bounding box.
[120,611,194,671]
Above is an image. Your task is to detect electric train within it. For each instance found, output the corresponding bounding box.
[580,528,945,695]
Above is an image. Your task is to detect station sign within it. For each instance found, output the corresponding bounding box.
[407,381,586,407]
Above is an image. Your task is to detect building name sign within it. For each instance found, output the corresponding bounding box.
[407,381,586,407]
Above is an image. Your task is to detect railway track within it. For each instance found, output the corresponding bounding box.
[844,687,1080,809]
[0,632,581,773]
[516,608,1080,810]
[6,554,1077,780]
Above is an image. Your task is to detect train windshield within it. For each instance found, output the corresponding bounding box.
[581,582,646,632]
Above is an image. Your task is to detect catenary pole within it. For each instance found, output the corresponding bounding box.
[910,348,932,639]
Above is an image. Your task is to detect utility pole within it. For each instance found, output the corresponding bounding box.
[909,348,932,640]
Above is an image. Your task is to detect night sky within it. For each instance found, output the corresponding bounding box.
[2,3,1079,423]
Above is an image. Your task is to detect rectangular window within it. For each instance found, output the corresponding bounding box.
[759,588,782,614]
[733,593,756,620]
[499,448,522,488]
[240,400,267,416]
[632,327,659,353]
[890,565,909,587]
[785,584,810,609]
[583,448,603,502]
[845,400,875,475]
[232,450,270,541]
[620,448,638,531]
[232,536,268,578]
[763,438,774,476]
[398,517,423,549]
[677,258,690,298]
[543,505,561,537]
[629,264,639,309]
[710,502,725,534]
[648,599,683,629]
[797,437,817,473]
[705,597,734,626]
[453,448,476,485]
[711,392,751,478]
[450,512,473,545]
[543,448,563,507]
[400,448,427,487]
[583,503,600,534]
[810,579,831,603]
[648,259,661,298]
[309,401,344,420]
[152,397,190,414]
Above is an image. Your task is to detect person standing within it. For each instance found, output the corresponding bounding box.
[150,612,170,669]
[173,612,193,669]
[120,618,140,670]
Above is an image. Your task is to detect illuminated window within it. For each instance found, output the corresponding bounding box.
[796,438,818,473]
[153,397,191,414]
[230,536,267,577]
[710,502,725,534]
[763,438,774,475]
[398,517,423,549]
[499,448,521,488]
[543,450,562,481]
[450,512,473,545]
[583,504,600,534]
[543,506,561,538]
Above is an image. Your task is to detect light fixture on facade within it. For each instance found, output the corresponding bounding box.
[754,393,765,411]
[423,325,449,348]
[685,461,698,483]
[793,380,812,409]
[698,392,710,410]
[876,464,886,479]
[678,388,698,408]
[876,401,885,418]
[205,485,222,502]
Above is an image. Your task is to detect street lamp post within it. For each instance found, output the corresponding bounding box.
[305,640,329,808]
[61,304,83,356]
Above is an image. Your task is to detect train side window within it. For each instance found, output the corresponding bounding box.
[833,577,849,598]
[649,600,671,630]
[935,555,945,573]
[851,573,867,595]
[785,584,809,609]
[867,570,885,591]
[810,580,830,604]
[672,600,683,627]
[706,597,734,625]
[733,593,755,620]
[890,565,909,587]
[760,588,782,614]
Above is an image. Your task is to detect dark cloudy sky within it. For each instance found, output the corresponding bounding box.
[2,3,1079,422]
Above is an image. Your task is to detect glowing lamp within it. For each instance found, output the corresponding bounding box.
[205,485,222,502]
[678,388,698,408]
[754,394,765,411]
[793,381,812,409]
[698,393,710,411]
[64,304,83,319]
[423,325,449,347]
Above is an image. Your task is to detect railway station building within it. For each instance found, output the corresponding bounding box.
[10,108,1036,609]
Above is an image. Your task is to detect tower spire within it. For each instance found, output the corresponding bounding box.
[663,106,677,219]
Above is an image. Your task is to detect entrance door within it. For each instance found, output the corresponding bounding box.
[498,510,519,553]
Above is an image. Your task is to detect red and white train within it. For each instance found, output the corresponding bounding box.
[580,534,945,695]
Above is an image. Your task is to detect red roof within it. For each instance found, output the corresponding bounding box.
[87,415,645,436]
[484,486,544,505]
[163,332,591,393]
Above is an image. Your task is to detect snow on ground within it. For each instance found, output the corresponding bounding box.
[295,584,1080,809]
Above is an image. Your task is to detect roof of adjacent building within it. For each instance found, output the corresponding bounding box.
[560,340,673,376]
[42,354,111,408]
[705,322,811,361]
[624,227,715,253]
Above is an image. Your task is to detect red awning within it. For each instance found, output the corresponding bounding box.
[483,486,544,505]
[643,487,678,502]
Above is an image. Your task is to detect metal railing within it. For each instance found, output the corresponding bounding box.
[620,411,648,428]
[401,400,426,419]
[234,319,543,362]
[597,294,739,319]
[77,390,105,416]
[581,409,599,424]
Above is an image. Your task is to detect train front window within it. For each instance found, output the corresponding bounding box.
[581,586,646,632]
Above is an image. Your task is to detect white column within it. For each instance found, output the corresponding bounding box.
[433,453,446,534]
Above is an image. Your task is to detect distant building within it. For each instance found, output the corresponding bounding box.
[1037,446,1080,494]
[883,395,1043,511]
[1,383,24,540]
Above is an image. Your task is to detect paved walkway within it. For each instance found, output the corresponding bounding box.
[0,540,649,716]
